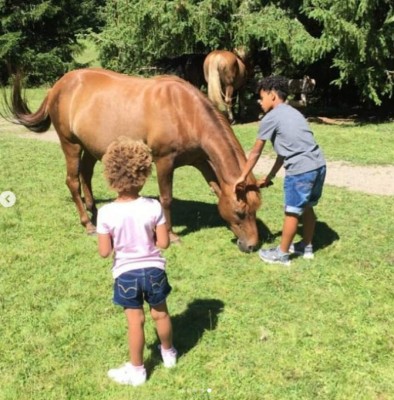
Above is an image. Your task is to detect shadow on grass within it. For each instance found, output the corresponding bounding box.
[294,220,339,255]
[92,196,225,236]
[93,196,275,251]
[170,197,225,235]
[145,298,225,375]
[255,219,339,256]
[314,220,340,251]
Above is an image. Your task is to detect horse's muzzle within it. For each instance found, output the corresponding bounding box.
[237,239,258,253]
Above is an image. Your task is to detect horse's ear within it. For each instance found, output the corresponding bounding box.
[210,182,222,197]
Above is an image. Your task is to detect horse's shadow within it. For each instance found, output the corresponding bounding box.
[92,196,225,236]
[145,298,225,375]
[94,196,274,250]
[170,197,225,235]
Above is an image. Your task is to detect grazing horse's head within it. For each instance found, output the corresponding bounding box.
[213,182,261,253]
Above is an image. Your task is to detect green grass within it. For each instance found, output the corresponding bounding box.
[73,38,101,68]
[0,123,393,400]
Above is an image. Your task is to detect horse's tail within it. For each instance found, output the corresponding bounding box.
[207,58,226,112]
[6,74,52,133]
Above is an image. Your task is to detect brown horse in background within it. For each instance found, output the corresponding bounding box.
[203,49,252,123]
[7,68,261,252]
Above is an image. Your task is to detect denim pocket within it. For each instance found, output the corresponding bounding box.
[149,270,169,295]
[117,276,138,300]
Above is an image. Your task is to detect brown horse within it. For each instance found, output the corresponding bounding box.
[8,68,261,252]
[203,49,252,123]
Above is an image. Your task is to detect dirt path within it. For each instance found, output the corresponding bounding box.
[13,129,394,196]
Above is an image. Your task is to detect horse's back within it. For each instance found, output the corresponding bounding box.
[47,68,217,159]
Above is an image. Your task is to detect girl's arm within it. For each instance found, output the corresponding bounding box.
[98,233,113,258]
[155,223,170,249]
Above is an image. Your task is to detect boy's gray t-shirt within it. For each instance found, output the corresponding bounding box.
[258,103,326,175]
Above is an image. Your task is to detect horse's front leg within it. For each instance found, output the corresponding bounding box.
[155,156,179,243]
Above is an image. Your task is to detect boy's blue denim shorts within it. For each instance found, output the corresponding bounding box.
[113,267,172,309]
[284,166,326,215]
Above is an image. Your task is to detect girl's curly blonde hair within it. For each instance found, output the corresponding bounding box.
[102,137,152,193]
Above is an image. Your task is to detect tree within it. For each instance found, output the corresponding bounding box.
[0,0,105,85]
[97,0,394,105]
[303,0,394,105]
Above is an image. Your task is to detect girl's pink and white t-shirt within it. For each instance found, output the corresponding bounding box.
[97,197,166,278]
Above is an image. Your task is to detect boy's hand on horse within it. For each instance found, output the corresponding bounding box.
[256,176,274,188]
[234,177,247,192]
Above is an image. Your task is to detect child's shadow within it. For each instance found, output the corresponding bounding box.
[293,220,339,257]
[145,298,224,374]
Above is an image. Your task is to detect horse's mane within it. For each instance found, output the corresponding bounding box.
[153,74,248,175]
[233,47,250,63]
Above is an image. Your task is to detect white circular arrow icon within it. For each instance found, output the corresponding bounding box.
[0,191,16,208]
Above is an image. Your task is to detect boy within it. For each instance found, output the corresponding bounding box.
[235,75,326,265]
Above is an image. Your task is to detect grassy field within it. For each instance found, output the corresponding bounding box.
[1,112,394,400]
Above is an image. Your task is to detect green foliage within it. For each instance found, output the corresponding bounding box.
[1,0,393,104]
[97,0,394,105]
[304,0,394,104]
[0,0,105,85]
[97,0,243,72]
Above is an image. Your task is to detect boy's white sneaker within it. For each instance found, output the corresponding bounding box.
[107,362,146,386]
[159,345,178,368]
[289,241,314,259]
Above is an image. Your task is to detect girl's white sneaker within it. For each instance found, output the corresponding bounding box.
[159,345,178,368]
[107,362,146,386]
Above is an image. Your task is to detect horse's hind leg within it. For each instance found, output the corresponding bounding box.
[62,141,95,234]
[224,85,235,123]
[80,150,98,226]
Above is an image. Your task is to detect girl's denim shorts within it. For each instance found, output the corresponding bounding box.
[113,267,172,309]
[284,166,326,215]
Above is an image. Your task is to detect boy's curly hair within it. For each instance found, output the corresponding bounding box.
[102,136,152,193]
[257,75,289,100]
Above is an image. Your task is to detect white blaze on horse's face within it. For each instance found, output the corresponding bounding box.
[217,186,260,253]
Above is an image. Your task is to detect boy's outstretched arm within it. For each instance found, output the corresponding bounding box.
[258,155,284,187]
[234,139,266,191]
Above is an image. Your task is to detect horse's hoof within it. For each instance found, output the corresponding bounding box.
[86,224,97,235]
[170,233,181,244]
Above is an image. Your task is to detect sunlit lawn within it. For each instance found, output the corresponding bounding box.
[1,116,393,400]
